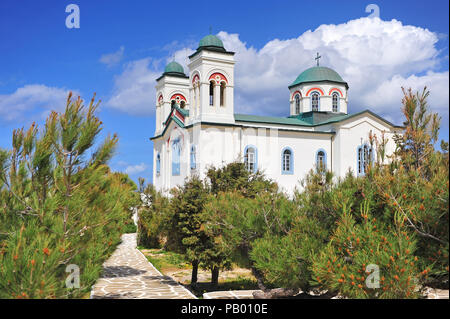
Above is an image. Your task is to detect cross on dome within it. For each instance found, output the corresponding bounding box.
[315,52,321,66]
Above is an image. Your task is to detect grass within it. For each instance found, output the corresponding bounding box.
[123,222,137,233]
[141,248,191,272]
[138,247,259,298]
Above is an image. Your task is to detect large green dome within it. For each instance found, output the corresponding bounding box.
[290,66,348,88]
[164,61,185,75]
[198,35,224,49]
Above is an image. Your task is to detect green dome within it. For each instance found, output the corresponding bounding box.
[198,35,224,49]
[291,66,348,88]
[164,61,185,75]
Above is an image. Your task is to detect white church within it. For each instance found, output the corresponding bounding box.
[151,34,402,194]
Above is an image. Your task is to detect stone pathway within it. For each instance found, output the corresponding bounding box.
[90,233,196,299]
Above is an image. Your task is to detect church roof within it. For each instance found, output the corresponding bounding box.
[235,110,403,128]
[198,35,225,49]
[156,61,188,81]
[150,110,402,140]
[234,113,312,126]
[189,34,234,59]
[163,61,185,75]
[289,66,348,89]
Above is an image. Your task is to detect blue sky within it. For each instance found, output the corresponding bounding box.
[0,0,448,183]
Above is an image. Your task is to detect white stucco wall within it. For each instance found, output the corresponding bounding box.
[289,81,348,115]
[153,114,401,196]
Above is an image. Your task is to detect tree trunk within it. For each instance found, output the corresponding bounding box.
[211,266,219,288]
[251,266,267,291]
[191,260,198,285]
[252,288,300,299]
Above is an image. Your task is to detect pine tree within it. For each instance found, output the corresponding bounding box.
[0,93,139,298]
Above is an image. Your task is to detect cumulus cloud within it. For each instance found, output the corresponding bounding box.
[99,46,125,67]
[215,17,447,121]
[124,162,147,175]
[106,58,162,115]
[363,71,449,119]
[0,84,78,122]
[105,47,195,115]
[106,17,448,127]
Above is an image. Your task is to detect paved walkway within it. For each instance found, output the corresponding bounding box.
[90,233,196,299]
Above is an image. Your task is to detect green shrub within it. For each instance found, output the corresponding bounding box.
[312,202,420,298]
[0,93,139,298]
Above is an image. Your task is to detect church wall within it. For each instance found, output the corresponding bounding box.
[334,116,399,176]
[196,124,242,181]
[268,130,332,194]
[153,118,399,196]
[190,124,334,195]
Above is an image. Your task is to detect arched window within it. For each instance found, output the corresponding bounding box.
[281,148,293,174]
[172,138,181,176]
[357,144,373,176]
[311,92,320,111]
[220,82,226,106]
[209,81,214,106]
[156,153,161,176]
[332,93,339,112]
[295,94,300,114]
[316,149,327,172]
[244,146,257,173]
[190,145,196,170]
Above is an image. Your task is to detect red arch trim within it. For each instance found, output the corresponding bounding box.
[192,74,200,84]
[209,72,228,84]
[306,87,324,96]
[170,94,186,102]
[291,90,302,99]
[157,94,163,103]
[329,88,343,97]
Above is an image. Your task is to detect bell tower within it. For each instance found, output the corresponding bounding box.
[188,35,235,124]
[155,61,190,134]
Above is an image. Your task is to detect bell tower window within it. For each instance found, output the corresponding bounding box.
[295,94,300,114]
[209,81,214,106]
[220,82,226,106]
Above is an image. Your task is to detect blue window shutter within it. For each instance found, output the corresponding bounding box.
[316,148,327,173]
[244,145,258,173]
[357,144,373,176]
[172,139,180,176]
[156,154,161,175]
[190,146,196,169]
[281,147,294,175]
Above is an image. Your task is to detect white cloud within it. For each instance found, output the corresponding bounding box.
[363,71,449,118]
[105,48,195,116]
[124,162,147,175]
[215,17,447,121]
[0,84,78,122]
[106,17,448,126]
[99,46,125,67]
[106,58,161,115]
